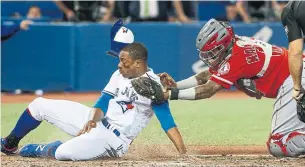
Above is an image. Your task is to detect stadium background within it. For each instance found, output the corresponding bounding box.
[2,1,305,166]
[2,1,289,93]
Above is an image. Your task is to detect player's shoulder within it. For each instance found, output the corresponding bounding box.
[234,35,254,47]
[145,68,161,84]
[111,69,121,77]
[108,69,123,82]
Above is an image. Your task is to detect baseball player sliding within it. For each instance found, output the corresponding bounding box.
[158,18,305,157]
[1,19,186,161]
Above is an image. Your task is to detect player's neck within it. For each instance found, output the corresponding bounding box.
[134,65,148,78]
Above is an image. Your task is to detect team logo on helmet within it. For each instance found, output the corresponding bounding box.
[122,28,128,33]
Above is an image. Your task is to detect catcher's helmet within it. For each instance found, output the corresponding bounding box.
[196,18,234,70]
[106,18,134,57]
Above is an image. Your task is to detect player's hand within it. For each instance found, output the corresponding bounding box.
[158,72,177,89]
[178,15,192,23]
[20,20,33,30]
[66,10,75,19]
[293,87,305,101]
[101,13,112,22]
[65,10,79,22]
[77,120,96,136]
[163,89,170,100]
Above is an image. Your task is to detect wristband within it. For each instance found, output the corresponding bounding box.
[178,87,196,100]
[176,76,198,90]
[170,88,179,100]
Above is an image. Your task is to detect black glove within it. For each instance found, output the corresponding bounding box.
[296,93,305,123]
[131,76,166,104]
[236,78,263,99]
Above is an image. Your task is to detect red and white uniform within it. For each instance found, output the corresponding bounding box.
[209,36,305,157]
[209,36,289,98]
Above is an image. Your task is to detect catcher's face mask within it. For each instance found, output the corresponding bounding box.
[198,44,224,68]
[196,19,234,71]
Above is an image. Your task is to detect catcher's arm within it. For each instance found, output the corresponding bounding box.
[167,80,223,100]
[159,70,211,90]
[153,101,186,154]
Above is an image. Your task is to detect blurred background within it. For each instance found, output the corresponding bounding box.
[1,0,291,94]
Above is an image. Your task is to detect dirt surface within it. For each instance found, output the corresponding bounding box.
[2,91,304,167]
[1,146,304,167]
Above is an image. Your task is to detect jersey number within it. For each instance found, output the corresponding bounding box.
[246,55,260,64]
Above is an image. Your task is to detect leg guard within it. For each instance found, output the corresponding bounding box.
[267,133,287,157]
[285,132,305,157]
[267,132,305,157]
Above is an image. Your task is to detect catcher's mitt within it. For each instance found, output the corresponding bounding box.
[296,94,305,123]
[131,76,166,104]
[236,78,262,99]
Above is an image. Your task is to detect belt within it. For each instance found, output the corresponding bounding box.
[101,119,121,137]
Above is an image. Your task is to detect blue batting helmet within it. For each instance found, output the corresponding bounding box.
[106,18,134,57]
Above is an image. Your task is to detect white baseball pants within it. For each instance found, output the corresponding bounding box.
[28,97,129,161]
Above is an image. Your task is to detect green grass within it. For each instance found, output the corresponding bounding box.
[1,98,274,146]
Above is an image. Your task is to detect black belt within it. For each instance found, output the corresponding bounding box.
[101,119,121,137]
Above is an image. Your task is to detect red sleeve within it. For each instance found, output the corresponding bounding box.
[209,61,242,89]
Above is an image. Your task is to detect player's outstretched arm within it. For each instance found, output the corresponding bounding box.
[153,101,187,155]
[166,80,223,100]
[166,127,187,155]
[158,70,211,90]
[194,70,212,85]
[77,93,113,136]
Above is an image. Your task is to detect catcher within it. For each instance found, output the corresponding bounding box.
[1,21,186,160]
[155,19,305,157]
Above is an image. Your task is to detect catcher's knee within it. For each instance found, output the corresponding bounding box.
[267,132,305,158]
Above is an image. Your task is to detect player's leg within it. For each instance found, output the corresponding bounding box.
[19,121,128,161]
[55,122,128,161]
[1,97,92,154]
[268,76,305,157]
[1,107,41,154]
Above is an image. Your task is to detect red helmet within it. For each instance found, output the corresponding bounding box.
[196,19,234,70]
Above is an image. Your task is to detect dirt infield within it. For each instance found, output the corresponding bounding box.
[2,91,304,166]
[1,147,305,167]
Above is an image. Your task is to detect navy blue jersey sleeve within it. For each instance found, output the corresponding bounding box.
[152,101,177,132]
[1,20,20,41]
[93,92,114,114]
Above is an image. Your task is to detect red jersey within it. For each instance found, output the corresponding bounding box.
[209,36,290,98]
